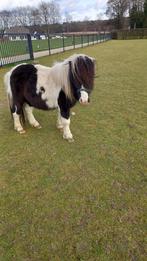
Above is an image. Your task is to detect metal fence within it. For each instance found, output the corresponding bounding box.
[35,33,111,54]
[0,33,33,66]
[0,32,111,66]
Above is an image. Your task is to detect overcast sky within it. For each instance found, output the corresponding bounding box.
[0,0,107,21]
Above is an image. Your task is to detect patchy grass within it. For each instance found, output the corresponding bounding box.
[0,40,147,261]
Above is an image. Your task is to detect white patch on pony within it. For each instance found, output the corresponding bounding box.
[35,64,64,109]
[79,90,89,104]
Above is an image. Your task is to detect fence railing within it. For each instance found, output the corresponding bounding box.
[0,32,111,66]
[0,33,33,66]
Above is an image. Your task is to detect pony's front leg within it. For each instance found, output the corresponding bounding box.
[57,109,63,130]
[61,116,74,142]
[58,91,74,142]
[24,104,41,129]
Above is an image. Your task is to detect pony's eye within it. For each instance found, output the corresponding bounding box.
[40,86,45,93]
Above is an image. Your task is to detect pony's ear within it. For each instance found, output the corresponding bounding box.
[92,58,96,63]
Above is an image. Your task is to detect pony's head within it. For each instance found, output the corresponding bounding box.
[68,54,95,104]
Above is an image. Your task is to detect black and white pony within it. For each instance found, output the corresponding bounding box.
[4,54,95,141]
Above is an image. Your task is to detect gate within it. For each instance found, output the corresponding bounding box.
[0,33,34,66]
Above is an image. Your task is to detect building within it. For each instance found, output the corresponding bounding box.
[5,26,30,40]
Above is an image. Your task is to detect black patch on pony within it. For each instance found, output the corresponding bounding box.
[58,90,76,119]
[10,64,48,113]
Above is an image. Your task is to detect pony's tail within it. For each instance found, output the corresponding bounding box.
[7,93,13,120]
[4,72,13,115]
[4,72,26,125]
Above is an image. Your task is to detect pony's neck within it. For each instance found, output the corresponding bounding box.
[50,62,72,100]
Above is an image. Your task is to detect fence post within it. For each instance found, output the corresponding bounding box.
[47,34,51,55]
[62,33,65,52]
[27,34,34,60]
[88,34,89,46]
[73,34,75,49]
[81,34,83,48]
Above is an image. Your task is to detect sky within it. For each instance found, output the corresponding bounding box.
[0,0,108,21]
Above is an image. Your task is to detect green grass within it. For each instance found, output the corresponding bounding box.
[0,40,147,261]
[0,40,29,57]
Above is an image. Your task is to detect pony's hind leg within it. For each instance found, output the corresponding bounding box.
[13,112,25,134]
[24,104,41,129]
[12,105,25,134]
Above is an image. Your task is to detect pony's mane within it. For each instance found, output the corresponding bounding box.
[51,54,95,100]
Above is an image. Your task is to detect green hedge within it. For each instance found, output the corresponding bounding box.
[112,29,147,40]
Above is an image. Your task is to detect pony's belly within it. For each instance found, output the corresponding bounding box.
[45,96,58,109]
[24,89,59,110]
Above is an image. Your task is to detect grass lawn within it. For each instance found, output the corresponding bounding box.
[0,40,147,260]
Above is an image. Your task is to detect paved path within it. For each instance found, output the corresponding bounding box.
[34,40,102,58]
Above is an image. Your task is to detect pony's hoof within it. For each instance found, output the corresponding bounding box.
[68,138,74,143]
[63,134,74,142]
[35,124,42,129]
[19,129,26,134]
[15,126,26,134]
[31,122,42,129]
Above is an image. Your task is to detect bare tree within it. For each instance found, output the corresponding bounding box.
[0,10,11,33]
[39,0,61,25]
[64,11,72,23]
[106,0,129,29]
[64,11,72,32]
[39,1,50,26]
[49,1,61,24]
[31,8,42,26]
[13,7,33,26]
[39,1,60,53]
[97,12,104,32]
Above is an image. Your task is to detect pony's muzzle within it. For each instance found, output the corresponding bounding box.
[79,97,90,105]
[79,90,89,105]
